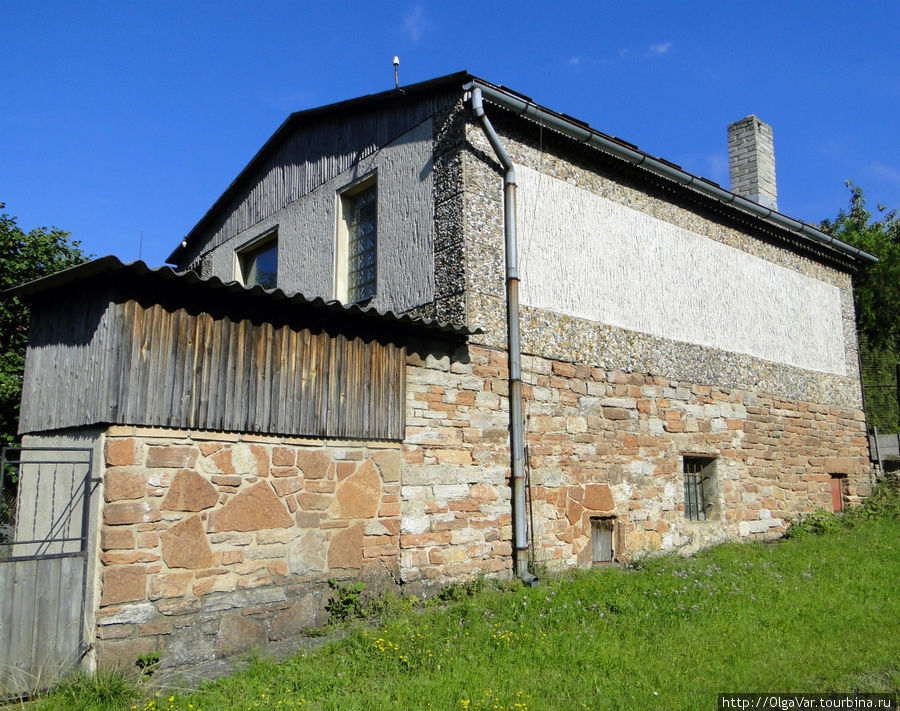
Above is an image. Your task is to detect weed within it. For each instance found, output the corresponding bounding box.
[438,576,486,602]
[324,578,366,623]
[786,476,900,539]
[35,667,141,710]
[303,627,329,638]
[135,652,160,679]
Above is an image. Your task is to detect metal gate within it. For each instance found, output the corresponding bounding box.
[0,447,96,699]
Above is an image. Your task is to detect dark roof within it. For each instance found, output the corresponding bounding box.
[168,70,875,267]
[168,71,472,264]
[6,256,476,340]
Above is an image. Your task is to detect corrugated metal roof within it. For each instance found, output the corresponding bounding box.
[5,256,477,338]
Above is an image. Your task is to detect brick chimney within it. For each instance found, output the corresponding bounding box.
[727,115,777,211]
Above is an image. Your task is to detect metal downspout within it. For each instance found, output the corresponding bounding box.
[470,86,536,584]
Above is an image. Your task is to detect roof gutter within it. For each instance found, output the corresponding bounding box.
[463,80,878,265]
[469,86,536,585]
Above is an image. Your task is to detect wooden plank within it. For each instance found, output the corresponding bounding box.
[29,557,63,690]
[0,562,15,695]
[8,559,38,693]
[55,556,85,675]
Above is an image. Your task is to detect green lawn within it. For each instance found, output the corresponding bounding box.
[32,488,900,711]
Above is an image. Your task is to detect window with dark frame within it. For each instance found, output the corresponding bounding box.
[236,231,278,290]
[683,456,716,521]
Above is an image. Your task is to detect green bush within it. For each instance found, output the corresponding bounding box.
[325,578,367,623]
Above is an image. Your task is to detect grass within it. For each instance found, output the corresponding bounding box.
[26,483,900,711]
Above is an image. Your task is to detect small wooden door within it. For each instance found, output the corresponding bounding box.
[830,476,844,512]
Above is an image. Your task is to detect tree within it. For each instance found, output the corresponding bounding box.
[0,204,87,449]
[820,183,900,430]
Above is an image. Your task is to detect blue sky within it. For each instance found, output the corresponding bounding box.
[3,1,898,268]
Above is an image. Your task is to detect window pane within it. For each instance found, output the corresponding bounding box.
[347,184,377,302]
[243,240,278,290]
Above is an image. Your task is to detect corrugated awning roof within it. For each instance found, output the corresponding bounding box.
[5,256,477,339]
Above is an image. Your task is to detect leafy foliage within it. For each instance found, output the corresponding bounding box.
[0,204,86,448]
[820,183,900,430]
[325,578,367,623]
[785,475,900,539]
[820,182,900,349]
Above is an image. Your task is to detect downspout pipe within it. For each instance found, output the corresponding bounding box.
[470,86,536,584]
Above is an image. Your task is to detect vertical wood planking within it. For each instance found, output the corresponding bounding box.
[21,297,411,441]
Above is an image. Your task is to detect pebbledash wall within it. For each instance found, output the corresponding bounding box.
[417,100,873,568]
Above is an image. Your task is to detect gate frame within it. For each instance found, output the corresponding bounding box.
[0,445,99,698]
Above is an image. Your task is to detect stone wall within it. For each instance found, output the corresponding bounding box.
[95,428,401,666]
[399,342,872,581]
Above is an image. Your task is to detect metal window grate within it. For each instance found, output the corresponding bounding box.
[347,184,377,303]
[683,456,713,521]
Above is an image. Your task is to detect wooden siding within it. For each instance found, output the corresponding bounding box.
[187,92,457,263]
[20,297,406,440]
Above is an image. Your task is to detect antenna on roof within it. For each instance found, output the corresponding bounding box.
[393,56,400,89]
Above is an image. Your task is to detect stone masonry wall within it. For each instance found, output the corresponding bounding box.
[96,428,401,667]
[399,342,872,583]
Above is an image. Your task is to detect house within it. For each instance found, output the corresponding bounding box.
[4,71,875,677]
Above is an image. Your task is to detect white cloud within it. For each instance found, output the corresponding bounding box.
[403,5,426,43]
[649,42,672,56]
[569,57,580,65]
[863,162,900,184]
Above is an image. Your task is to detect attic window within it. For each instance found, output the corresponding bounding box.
[336,174,377,303]
[236,229,278,290]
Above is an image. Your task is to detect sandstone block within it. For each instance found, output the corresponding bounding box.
[296,449,331,479]
[328,523,364,569]
[104,467,146,502]
[148,571,193,600]
[106,439,136,467]
[287,529,327,575]
[297,492,333,511]
[161,515,213,569]
[336,460,381,519]
[566,499,584,525]
[824,457,856,475]
[272,447,296,466]
[208,481,293,532]
[248,444,270,477]
[104,501,161,526]
[96,637,160,668]
[231,444,260,475]
[583,484,615,513]
[372,449,401,482]
[603,407,630,420]
[272,477,303,497]
[161,470,218,511]
[211,449,235,474]
[101,527,135,551]
[272,466,300,478]
[216,613,267,658]
[146,446,197,469]
[269,595,324,640]
[101,566,147,606]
